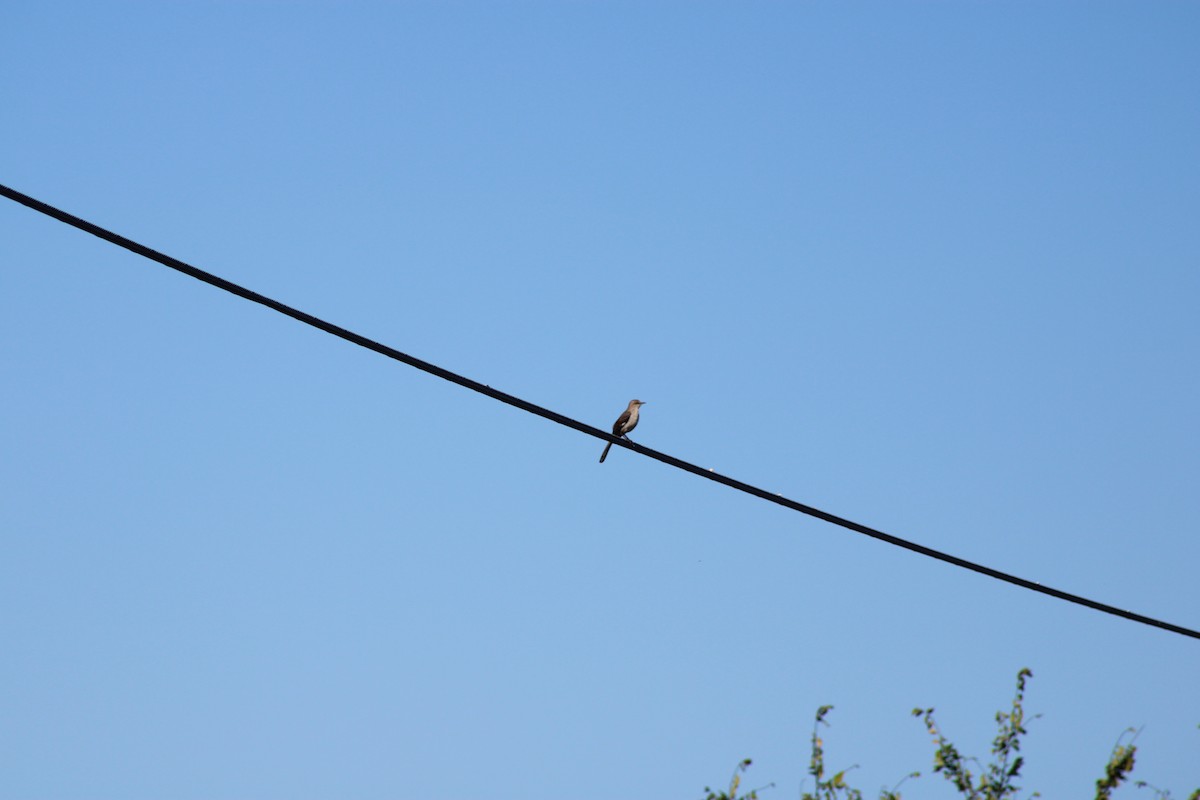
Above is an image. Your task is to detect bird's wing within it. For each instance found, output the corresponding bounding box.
[611,410,632,435]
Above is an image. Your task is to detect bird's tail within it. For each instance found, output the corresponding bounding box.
[599,442,613,463]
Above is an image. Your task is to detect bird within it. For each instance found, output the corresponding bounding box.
[599,399,646,463]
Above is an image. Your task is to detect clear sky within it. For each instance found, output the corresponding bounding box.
[2,3,1198,798]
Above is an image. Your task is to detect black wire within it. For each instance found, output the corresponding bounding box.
[3,181,1197,642]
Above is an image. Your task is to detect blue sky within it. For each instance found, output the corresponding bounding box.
[2,3,1198,798]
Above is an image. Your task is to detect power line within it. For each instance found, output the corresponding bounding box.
[3,181,1197,643]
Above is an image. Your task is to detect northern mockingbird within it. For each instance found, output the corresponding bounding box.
[599,399,646,463]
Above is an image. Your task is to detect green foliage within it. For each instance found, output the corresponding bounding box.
[798,705,917,800]
[911,667,1039,800]
[800,705,864,800]
[703,758,773,800]
[1095,730,1137,800]
[1096,728,1198,800]
[703,669,1199,800]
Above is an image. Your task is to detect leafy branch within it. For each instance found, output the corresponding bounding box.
[702,669,1197,800]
